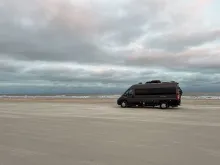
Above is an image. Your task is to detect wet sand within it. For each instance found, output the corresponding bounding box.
[1,98,220,165]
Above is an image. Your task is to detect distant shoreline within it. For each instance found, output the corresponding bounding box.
[1,92,220,96]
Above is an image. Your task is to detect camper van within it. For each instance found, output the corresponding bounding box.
[117,80,182,109]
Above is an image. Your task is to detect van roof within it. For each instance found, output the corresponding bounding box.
[131,82,178,89]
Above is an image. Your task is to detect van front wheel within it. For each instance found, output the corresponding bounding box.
[121,101,128,108]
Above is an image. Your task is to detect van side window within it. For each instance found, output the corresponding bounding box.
[135,87,176,95]
[135,89,148,95]
[128,89,133,96]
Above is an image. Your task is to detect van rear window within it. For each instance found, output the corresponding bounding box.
[135,87,176,95]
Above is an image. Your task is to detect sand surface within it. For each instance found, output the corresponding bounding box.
[1,98,220,165]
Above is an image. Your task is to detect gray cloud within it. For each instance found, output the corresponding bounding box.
[0,0,117,64]
[146,29,220,52]
[1,58,220,92]
[124,46,220,73]
[97,0,170,46]
[0,0,220,93]
[0,59,147,86]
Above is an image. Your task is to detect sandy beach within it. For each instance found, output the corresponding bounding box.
[1,97,220,105]
[1,98,220,165]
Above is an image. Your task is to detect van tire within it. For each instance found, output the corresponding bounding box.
[121,101,128,108]
[160,102,168,109]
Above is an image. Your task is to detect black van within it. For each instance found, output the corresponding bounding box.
[117,80,182,109]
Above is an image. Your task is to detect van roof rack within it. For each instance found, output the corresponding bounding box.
[145,80,161,84]
[145,80,179,84]
[162,81,179,84]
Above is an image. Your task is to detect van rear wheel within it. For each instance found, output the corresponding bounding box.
[160,102,168,109]
[121,101,128,108]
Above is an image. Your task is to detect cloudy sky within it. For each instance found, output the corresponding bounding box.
[0,0,220,94]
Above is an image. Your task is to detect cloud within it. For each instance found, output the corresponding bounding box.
[1,58,220,93]
[96,0,168,45]
[0,0,220,93]
[146,28,220,52]
[0,0,115,64]
[125,44,220,72]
